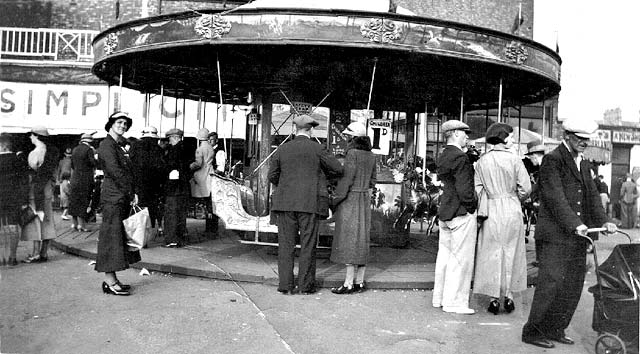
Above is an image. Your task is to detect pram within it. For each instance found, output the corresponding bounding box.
[583,228,639,354]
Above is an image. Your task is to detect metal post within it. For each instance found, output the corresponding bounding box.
[497,78,503,123]
[541,98,546,144]
[118,66,123,111]
[459,90,464,122]
[159,84,164,135]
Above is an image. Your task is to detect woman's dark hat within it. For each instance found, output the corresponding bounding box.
[105,111,132,132]
[485,122,513,145]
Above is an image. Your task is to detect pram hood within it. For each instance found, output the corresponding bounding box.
[588,244,640,298]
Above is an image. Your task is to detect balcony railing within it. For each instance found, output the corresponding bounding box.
[0,27,98,66]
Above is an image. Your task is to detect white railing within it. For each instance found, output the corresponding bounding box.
[0,27,98,66]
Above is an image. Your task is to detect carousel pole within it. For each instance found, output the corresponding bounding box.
[517,105,522,154]
[459,90,464,122]
[118,66,123,111]
[197,97,202,129]
[497,78,503,123]
[541,97,546,144]
[366,58,378,131]
[159,84,164,136]
[107,84,111,115]
[423,101,428,185]
[174,89,178,128]
[182,97,186,131]
[216,53,227,165]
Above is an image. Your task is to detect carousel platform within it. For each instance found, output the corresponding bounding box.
[51,213,539,290]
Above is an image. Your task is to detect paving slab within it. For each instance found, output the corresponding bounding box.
[50,212,540,290]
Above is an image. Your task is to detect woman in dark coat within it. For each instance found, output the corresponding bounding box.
[69,133,96,231]
[330,122,377,294]
[0,134,29,265]
[95,112,140,296]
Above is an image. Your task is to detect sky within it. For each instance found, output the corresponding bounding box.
[534,0,640,122]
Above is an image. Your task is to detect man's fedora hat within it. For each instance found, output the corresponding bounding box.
[165,128,184,138]
[525,140,545,155]
[141,126,159,139]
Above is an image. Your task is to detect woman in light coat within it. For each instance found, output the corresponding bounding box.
[190,128,215,199]
[330,122,377,294]
[22,126,59,263]
[473,123,531,314]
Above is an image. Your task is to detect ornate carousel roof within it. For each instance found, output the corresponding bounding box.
[92,5,561,113]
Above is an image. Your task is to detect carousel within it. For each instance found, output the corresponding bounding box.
[91,1,561,247]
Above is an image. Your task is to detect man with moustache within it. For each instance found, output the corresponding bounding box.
[522,118,617,348]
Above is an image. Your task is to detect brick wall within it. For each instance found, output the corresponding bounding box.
[1,0,533,38]
[398,0,533,38]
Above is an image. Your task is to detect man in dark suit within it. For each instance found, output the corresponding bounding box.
[268,114,343,295]
[163,128,192,248]
[433,120,477,315]
[522,118,616,349]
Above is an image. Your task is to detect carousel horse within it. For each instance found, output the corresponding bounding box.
[393,183,442,237]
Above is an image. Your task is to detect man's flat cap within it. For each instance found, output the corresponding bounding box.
[562,118,598,138]
[293,114,319,129]
[441,120,471,133]
[165,128,184,137]
[525,140,545,155]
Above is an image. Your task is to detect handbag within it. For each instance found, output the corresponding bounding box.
[122,205,151,250]
[18,205,38,227]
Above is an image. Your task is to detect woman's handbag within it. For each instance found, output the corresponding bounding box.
[18,205,38,227]
[123,205,151,250]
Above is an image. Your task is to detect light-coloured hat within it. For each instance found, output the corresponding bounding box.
[165,128,184,138]
[293,114,319,129]
[196,128,210,140]
[141,126,159,138]
[105,111,133,132]
[441,120,471,133]
[525,140,545,155]
[343,122,367,137]
[64,147,73,156]
[80,132,95,141]
[562,117,598,138]
[30,125,49,137]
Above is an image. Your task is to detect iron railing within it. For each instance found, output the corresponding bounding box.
[0,27,98,66]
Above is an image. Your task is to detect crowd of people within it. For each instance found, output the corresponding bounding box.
[0,110,626,348]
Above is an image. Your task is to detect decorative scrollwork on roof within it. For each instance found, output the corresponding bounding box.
[194,14,232,39]
[104,33,118,55]
[504,41,528,65]
[361,18,402,44]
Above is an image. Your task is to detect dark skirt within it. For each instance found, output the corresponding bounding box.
[69,171,94,217]
[95,201,140,273]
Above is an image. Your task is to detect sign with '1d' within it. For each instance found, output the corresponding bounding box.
[368,118,392,155]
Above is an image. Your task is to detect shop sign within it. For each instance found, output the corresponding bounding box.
[368,118,392,155]
[592,129,612,149]
[612,130,640,144]
[247,112,259,125]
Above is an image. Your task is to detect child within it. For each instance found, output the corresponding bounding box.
[60,172,71,220]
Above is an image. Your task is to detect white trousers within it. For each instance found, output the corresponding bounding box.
[433,212,477,308]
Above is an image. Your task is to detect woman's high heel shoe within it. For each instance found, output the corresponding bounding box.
[102,281,130,296]
[504,298,515,313]
[488,299,500,315]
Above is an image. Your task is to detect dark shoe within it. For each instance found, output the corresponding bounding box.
[522,336,555,349]
[22,255,44,263]
[298,288,317,295]
[116,280,131,291]
[102,281,130,296]
[353,282,366,293]
[277,288,295,295]
[8,258,18,266]
[488,299,500,315]
[504,298,515,313]
[546,331,574,345]
[331,285,353,294]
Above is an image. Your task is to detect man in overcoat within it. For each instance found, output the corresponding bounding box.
[522,118,616,349]
[268,114,343,294]
[163,128,192,248]
[433,120,477,315]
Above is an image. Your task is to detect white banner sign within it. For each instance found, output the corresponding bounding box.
[0,81,246,138]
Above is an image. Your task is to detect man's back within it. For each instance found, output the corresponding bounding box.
[269,136,342,214]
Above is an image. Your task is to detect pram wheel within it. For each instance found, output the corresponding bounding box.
[595,333,626,354]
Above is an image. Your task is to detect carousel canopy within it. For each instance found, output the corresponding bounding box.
[237,0,416,15]
[92,6,561,113]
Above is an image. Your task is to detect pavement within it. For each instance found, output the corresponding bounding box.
[50,212,539,290]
